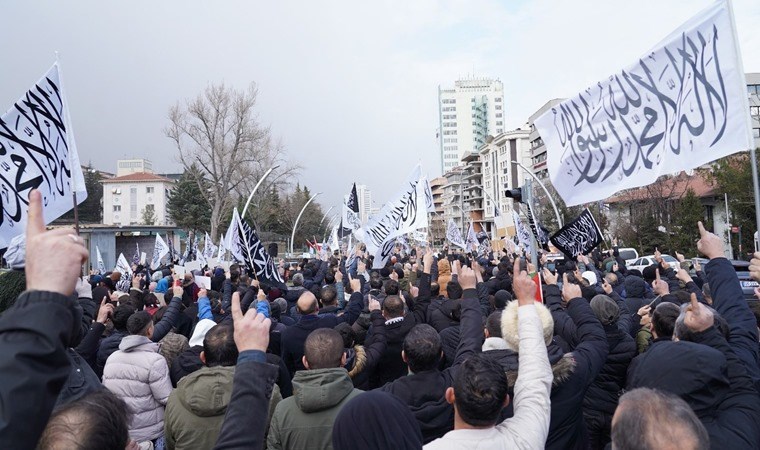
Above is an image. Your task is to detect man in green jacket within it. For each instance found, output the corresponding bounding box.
[164,324,281,449]
[267,326,365,450]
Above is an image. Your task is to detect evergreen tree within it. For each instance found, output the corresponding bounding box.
[59,163,103,223]
[167,165,212,232]
[711,153,758,259]
[672,188,704,256]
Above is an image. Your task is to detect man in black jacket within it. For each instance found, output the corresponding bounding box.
[369,250,434,388]
[0,189,90,449]
[280,278,363,376]
[378,265,482,444]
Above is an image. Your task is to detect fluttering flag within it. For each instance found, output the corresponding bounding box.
[231,210,286,289]
[534,0,753,206]
[446,219,466,249]
[465,222,479,253]
[0,63,87,249]
[512,211,533,256]
[477,231,491,258]
[151,234,170,270]
[216,228,228,261]
[167,234,177,263]
[203,232,218,260]
[115,253,132,276]
[342,183,362,237]
[195,239,207,268]
[550,208,604,258]
[421,176,435,213]
[132,243,140,265]
[525,203,550,251]
[95,246,106,274]
[363,164,429,257]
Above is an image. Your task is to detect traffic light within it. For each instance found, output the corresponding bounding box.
[504,187,523,203]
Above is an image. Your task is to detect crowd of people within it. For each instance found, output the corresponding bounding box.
[1,190,759,449]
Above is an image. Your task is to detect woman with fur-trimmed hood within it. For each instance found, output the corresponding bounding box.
[482,272,608,450]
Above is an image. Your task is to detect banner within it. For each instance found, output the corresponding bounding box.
[363,165,428,255]
[550,208,604,258]
[95,246,106,274]
[132,243,140,265]
[477,230,491,258]
[371,239,396,269]
[216,229,227,261]
[411,230,428,245]
[0,63,87,249]
[534,0,754,206]
[232,210,286,289]
[465,222,478,253]
[446,219,466,249]
[151,234,170,270]
[512,210,533,256]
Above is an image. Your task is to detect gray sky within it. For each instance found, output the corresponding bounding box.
[2,0,759,212]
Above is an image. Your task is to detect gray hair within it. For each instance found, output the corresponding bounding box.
[612,387,709,450]
[292,273,304,286]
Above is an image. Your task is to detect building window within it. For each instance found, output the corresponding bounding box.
[496,113,502,118]
[751,106,760,116]
[146,186,155,194]
[495,97,502,102]
[495,105,502,110]
[113,205,121,212]
[496,121,503,126]
[754,128,760,138]
[748,85,760,95]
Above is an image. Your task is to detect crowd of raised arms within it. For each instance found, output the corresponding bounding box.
[2,191,760,450]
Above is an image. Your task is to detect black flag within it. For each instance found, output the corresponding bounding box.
[235,214,287,290]
[549,208,604,258]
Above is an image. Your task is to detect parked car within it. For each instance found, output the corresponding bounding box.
[692,258,758,300]
[627,254,680,273]
[617,248,639,266]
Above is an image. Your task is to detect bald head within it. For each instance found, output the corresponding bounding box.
[297,291,319,316]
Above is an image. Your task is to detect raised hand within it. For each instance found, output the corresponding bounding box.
[542,267,557,285]
[683,292,714,333]
[230,291,271,352]
[697,221,725,260]
[561,273,582,303]
[25,190,88,295]
[652,269,670,295]
[458,266,477,290]
[513,258,537,305]
[96,296,114,324]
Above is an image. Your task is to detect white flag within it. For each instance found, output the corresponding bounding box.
[203,232,217,259]
[465,222,479,253]
[363,165,428,255]
[534,0,753,206]
[217,228,228,261]
[115,253,132,276]
[421,176,435,213]
[195,239,207,268]
[512,211,533,256]
[95,246,106,274]
[151,234,170,270]
[342,183,362,237]
[0,63,87,249]
[446,219,466,249]
[411,230,428,245]
[227,209,243,262]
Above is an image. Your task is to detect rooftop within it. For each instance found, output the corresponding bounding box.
[606,170,717,204]
[101,172,174,183]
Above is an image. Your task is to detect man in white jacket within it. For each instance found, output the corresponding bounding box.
[425,259,553,449]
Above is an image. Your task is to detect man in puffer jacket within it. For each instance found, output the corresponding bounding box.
[103,311,173,446]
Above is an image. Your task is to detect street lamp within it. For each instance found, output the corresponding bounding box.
[510,161,563,227]
[290,192,322,254]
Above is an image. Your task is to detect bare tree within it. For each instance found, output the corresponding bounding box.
[166,82,296,240]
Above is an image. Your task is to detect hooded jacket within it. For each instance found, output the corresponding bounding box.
[103,334,173,442]
[267,368,362,450]
[164,365,282,449]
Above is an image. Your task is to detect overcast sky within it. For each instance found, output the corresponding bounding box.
[2,0,759,213]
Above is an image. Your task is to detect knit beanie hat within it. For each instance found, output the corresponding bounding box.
[494,290,512,310]
[590,295,620,325]
[500,301,554,351]
[333,391,422,450]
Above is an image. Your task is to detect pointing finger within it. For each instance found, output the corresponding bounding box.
[26,190,45,238]
[656,269,660,282]
[231,291,243,322]
[697,221,707,237]
[513,257,520,277]
[690,292,700,312]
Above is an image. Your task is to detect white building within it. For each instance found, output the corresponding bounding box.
[355,184,372,224]
[438,78,505,173]
[479,128,533,238]
[116,159,153,176]
[102,170,174,226]
[749,73,760,147]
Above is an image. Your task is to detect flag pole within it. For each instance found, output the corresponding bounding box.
[55,52,81,235]
[511,160,563,227]
[290,192,321,254]
[726,0,760,253]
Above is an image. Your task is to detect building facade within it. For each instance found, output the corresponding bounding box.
[116,159,153,177]
[438,78,505,173]
[355,184,372,225]
[102,166,174,227]
[429,176,446,244]
[749,73,760,147]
